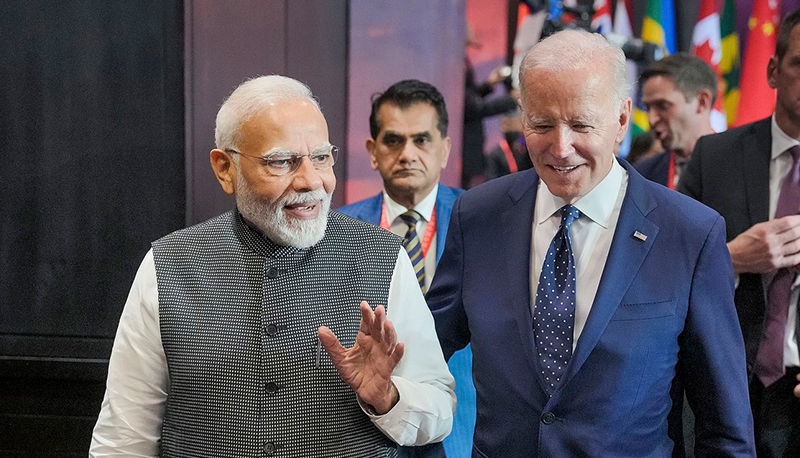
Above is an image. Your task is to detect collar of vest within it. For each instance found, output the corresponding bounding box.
[233,207,311,258]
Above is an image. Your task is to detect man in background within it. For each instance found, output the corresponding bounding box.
[339,79,471,458]
[636,53,717,189]
[679,9,800,456]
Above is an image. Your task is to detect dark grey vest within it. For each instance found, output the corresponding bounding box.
[152,209,402,458]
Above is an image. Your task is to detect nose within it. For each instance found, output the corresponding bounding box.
[397,140,419,163]
[550,126,574,159]
[291,156,324,192]
[648,109,660,127]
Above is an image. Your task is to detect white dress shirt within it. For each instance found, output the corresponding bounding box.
[531,161,628,349]
[90,247,455,456]
[770,115,800,368]
[383,186,438,291]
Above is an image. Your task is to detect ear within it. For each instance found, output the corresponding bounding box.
[695,89,714,113]
[767,55,779,89]
[366,138,379,171]
[439,136,452,170]
[210,149,237,195]
[616,98,632,144]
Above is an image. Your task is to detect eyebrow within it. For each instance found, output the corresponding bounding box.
[382,130,431,138]
[262,142,332,157]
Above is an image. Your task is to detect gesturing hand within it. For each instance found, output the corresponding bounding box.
[318,301,405,415]
[727,215,800,274]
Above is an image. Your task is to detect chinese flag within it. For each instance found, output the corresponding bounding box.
[735,0,780,126]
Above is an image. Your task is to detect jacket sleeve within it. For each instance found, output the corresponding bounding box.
[681,216,756,458]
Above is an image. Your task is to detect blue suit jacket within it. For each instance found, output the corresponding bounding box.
[634,151,671,187]
[339,183,472,458]
[427,160,755,457]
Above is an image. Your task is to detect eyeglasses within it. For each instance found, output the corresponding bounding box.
[225,144,338,176]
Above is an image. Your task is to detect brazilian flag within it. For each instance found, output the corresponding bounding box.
[719,0,740,126]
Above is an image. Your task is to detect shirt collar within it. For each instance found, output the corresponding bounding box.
[537,160,625,229]
[771,114,800,160]
[383,184,439,224]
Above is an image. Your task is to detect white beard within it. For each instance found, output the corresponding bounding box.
[235,175,331,248]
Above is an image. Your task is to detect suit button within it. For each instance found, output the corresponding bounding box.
[266,267,280,279]
[266,382,279,394]
[542,412,556,424]
[266,323,279,336]
[264,442,277,455]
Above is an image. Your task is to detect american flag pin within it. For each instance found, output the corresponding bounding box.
[633,231,648,242]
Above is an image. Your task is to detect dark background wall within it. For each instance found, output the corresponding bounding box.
[0,1,185,456]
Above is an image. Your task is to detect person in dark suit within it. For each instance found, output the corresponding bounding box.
[338,80,469,458]
[678,10,800,457]
[635,53,717,189]
[428,29,755,457]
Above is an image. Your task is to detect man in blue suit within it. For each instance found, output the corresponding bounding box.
[427,30,756,457]
[339,80,469,458]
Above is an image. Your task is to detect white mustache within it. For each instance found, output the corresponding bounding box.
[279,189,329,206]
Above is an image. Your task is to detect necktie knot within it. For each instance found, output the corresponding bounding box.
[560,205,580,230]
[399,210,422,228]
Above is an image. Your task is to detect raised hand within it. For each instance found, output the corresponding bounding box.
[317,301,405,415]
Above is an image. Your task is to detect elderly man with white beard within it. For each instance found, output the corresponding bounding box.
[89,75,456,458]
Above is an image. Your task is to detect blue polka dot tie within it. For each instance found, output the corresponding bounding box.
[534,205,580,395]
[399,210,427,293]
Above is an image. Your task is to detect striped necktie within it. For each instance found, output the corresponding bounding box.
[400,210,426,293]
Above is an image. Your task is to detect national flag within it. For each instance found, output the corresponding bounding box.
[720,0,741,126]
[642,0,677,54]
[592,0,613,36]
[612,0,643,155]
[735,0,780,126]
[692,0,727,132]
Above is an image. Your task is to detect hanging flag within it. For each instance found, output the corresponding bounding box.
[613,0,642,155]
[642,0,677,54]
[692,0,727,132]
[592,0,613,36]
[736,0,780,126]
[720,0,741,126]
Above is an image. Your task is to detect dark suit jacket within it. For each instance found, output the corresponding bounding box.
[634,150,671,187]
[678,117,772,372]
[428,160,755,457]
[338,183,468,458]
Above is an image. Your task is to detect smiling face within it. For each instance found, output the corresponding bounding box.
[367,102,451,207]
[641,75,702,155]
[520,66,629,202]
[212,97,336,247]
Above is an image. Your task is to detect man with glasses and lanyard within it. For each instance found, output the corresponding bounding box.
[339,79,468,458]
[90,75,455,457]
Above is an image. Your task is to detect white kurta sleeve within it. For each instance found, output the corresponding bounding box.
[363,248,456,445]
[90,249,167,457]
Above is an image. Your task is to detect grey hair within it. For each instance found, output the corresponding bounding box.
[519,29,631,111]
[214,75,320,155]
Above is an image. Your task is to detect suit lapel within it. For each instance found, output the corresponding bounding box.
[500,170,553,391]
[741,118,772,226]
[559,161,659,388]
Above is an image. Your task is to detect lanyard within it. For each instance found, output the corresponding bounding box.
[380,202,437,257]
[667,151,676,190]
[499,138,519,174]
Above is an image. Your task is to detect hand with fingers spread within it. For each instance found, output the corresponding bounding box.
[727,215,800,274]
[318,301,405,415]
